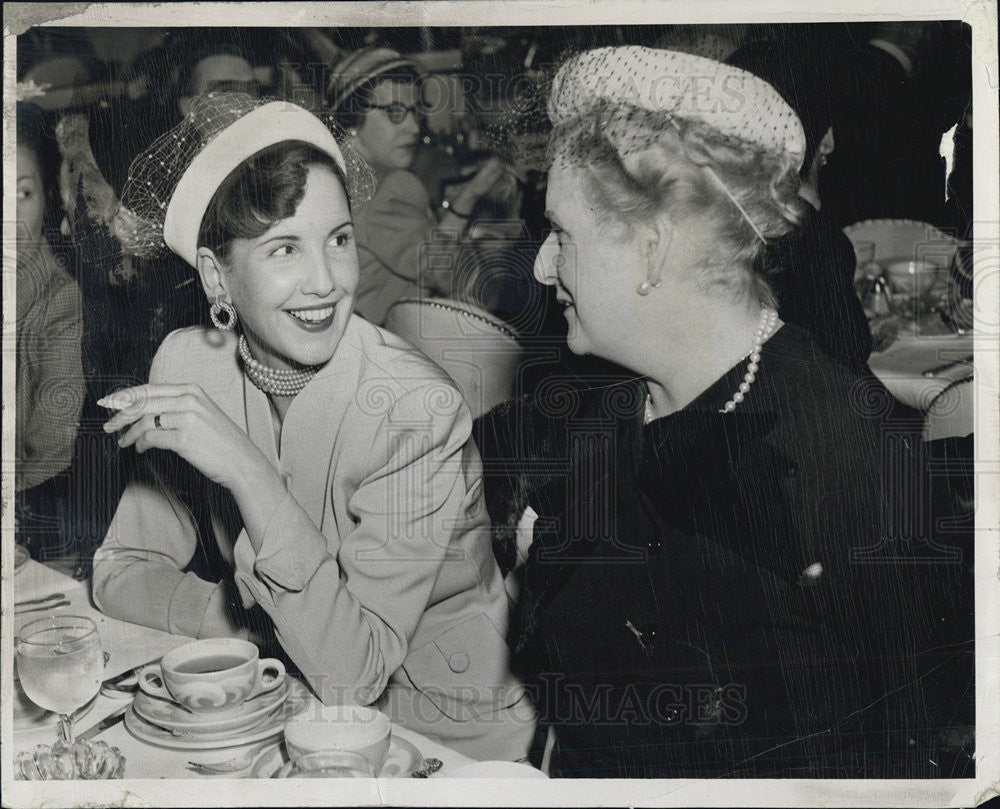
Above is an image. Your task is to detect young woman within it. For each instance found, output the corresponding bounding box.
[91,94,535,760]
[15,102,84,494]
[328,47,509,325]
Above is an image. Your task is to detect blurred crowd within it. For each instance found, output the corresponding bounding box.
[11,21,976,778]
[14,21,972,567]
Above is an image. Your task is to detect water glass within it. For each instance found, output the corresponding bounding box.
[15,615,104,744]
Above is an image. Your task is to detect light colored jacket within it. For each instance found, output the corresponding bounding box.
[16,240,84,491]
[353,170,435,326]
[92,317,535,760]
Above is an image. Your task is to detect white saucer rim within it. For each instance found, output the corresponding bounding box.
[252,733,422,779]
[123,680,310,751]
[132,678,289,731]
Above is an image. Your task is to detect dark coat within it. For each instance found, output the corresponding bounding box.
[767,205,873,370]
[476,324,959,778]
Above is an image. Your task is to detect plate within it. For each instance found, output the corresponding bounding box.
[249,735,423,779]
[844,219,957,270]
[448,760,548,778]
[133,678,289,733]
[14,544,30,575]
[124,678,311,750]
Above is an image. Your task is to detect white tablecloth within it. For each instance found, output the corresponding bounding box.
[868,332,974,412]
[10,561,474,779]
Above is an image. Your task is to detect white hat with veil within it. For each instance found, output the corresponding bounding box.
[113,93,376,268]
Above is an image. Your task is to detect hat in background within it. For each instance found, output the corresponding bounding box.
[327,47,419,109]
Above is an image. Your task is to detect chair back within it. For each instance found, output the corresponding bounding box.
[923,375,973,441]
[384,298,523,418]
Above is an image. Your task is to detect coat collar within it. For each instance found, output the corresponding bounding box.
[215,316,373,526]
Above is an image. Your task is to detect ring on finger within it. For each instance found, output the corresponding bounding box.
[154,413,164,430]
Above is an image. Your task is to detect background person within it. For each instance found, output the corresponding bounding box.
[14,102,85,558]
[727,36,873,369]
[328,47,511,325]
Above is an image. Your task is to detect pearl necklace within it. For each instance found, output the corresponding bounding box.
[644,306,779,424]
[238,335,321,397]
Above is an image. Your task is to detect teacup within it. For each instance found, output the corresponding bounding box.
[284,705,391,775]
[138,638,285,715]
[885,258,943,297]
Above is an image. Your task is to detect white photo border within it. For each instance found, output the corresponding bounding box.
[2,2,997,806]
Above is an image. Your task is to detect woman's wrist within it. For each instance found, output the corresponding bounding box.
[228,446,283,502]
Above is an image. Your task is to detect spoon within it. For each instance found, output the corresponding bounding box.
[187,740,277,775]
[14,600,71,616]
[14,592,66,608]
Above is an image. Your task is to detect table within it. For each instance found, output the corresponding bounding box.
[868,331,974,413]
[11,560,474,780]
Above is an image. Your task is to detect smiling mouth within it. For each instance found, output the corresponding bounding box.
[286,305,336,324]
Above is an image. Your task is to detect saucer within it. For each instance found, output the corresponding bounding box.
[250,735,422,779]
[133,678,289,733]
[449,760,548,778]
[125,679,310,750]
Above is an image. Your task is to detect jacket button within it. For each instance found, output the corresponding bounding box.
[798,562,823,586]
[448,652,470,673]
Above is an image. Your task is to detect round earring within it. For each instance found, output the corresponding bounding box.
[637,280,651,296]
[348,128,358,137]
[210,294,238,331]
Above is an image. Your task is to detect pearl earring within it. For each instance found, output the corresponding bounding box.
[348,128,358,137]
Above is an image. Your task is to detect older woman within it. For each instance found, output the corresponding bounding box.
[476,48,943,777]
[328,47,509,325]
[90,94,535,760]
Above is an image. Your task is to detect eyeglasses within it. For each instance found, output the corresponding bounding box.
[368,102,423,124]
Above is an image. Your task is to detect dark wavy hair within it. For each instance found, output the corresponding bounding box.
[16,102,64,238]
[329,66,422,130]
[197,140,347,263]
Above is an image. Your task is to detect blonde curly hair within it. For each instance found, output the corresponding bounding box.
[549,102,809,305]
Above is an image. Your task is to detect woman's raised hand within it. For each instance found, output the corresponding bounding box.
[450,157,511,213]
[99,384,272,490]
[465,157,509,197]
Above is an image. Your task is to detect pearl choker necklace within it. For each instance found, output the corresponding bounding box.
[644,306,779,424]
[238,335,321,397]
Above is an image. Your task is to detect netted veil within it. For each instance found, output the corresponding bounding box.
[113,92,376,263]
